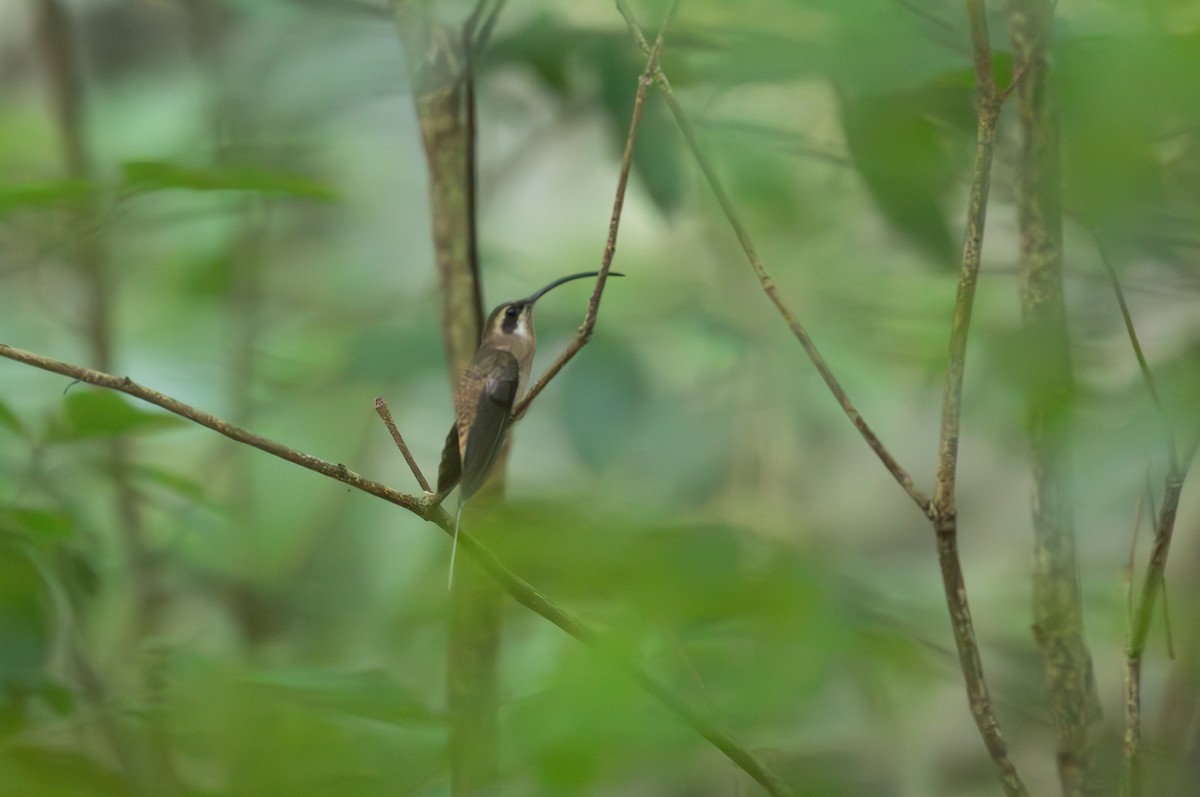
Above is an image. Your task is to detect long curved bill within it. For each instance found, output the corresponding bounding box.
[524,270,624,304]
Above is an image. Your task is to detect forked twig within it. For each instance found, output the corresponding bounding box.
[374,396,432,494]
[616,1,1028,793]
[1103,249,1199,795]
[464,0,508,53]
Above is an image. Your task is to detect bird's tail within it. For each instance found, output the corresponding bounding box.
[447,498,464,590]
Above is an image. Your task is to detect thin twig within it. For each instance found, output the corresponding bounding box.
[1121,479,1146,797]
[923,2,1027,794]
[374,396,432,493]
[286,0,390,19]
[615,0,933,518]
[935,0,1000,513]
[512,2,679,421]
[1122,433,1197,792]
[464,0,508,53]
[1123,466,1191,796]
[1097,243,1179,470]
[894,0,960,35]
[1123,483,1146,633]
[1145,473,1159,536]
[1123,653,1144,797]
[1161,586,1176,660]
[0,341,792,797]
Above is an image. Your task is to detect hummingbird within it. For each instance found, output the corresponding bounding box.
[436,270,622,585]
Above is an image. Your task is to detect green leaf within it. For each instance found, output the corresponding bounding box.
[0,180,96,216]
[0,399,25,436]
[120,159,338,200]
[562,337,646,469]
[48,390,188,441]
[486,13,576,93]
[1,508,73,541]
[249,668,438,726]
[0,540,51,693]
[491,17,686,215]
[713,128,807,229]
[1056,33,1199,243]
[129,464,213,505]
[0,746,127,797]
[592,41,685,216]
[839,78,973,266]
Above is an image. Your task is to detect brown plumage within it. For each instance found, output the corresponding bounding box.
[435,271,619,503]
[437,271,622,587]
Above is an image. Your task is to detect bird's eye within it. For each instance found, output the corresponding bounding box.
[504,306,520,319]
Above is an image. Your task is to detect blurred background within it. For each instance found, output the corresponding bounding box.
[1,0,1199,794]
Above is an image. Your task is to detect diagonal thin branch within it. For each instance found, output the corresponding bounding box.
[464,0,508,53]
[512,2,680,422]
[615,0,932,518]
[1096,243,1179,471]
[0,341,792,797]
[375,396,432,493]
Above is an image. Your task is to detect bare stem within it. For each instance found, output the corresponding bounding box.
[374,397,433,493]
[464,0,508,53]
[0,341,792,797]
[391,5,497,792]
[1097,244,1179,471]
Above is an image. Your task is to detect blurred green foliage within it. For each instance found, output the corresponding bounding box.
[1,1,1199,796]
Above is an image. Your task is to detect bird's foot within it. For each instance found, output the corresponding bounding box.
[420,490,447,510]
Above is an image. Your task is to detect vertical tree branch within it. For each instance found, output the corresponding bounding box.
[390,4,496,793]
[928,3,1026,794]
[390,2,485,383]
[1009,2,1101,793]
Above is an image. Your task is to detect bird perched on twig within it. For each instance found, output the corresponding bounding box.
[436,271,622,586]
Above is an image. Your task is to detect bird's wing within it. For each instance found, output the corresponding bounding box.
[435,422,461,498]
[460,349,519,501]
